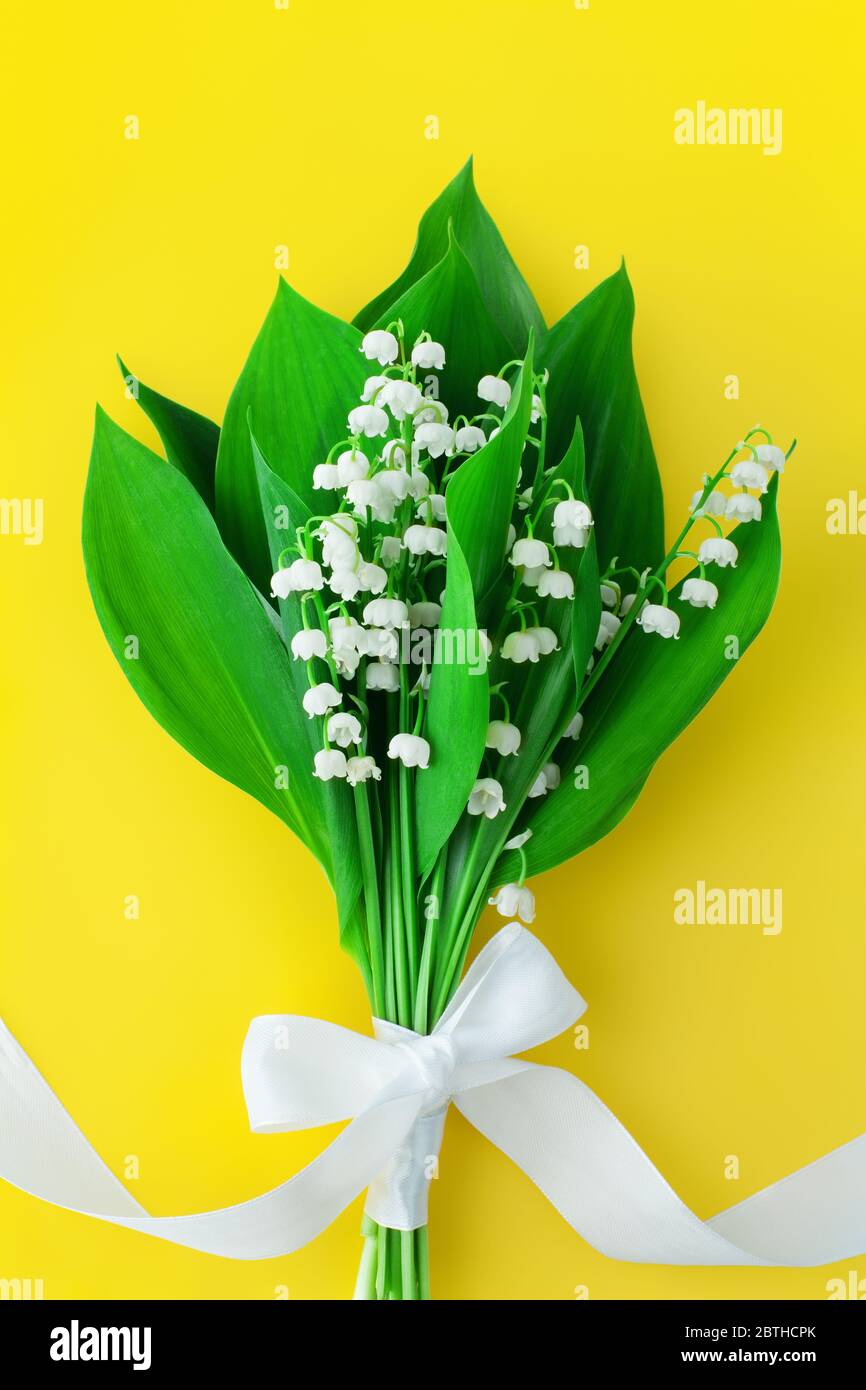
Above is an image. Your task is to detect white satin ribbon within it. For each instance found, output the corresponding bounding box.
[1,922,864,1266]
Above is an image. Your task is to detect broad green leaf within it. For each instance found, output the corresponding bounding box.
[540,263,664,576]
[251,430,363,939]
[440,420,600,910]
[371,229,513,421]
[355,157,544,356]
[83,407,331,873]
[443,343,534,623]
[215,280,367,592]
[498,477,782,883]
[415,522,489,880]
[117,357,219,512]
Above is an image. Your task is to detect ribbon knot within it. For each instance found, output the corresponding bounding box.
[392,1033,457,1112]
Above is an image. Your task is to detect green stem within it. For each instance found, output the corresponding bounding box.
[354,784,385,1016]
[416,1227,431,1300]
[401,1230,417,1300]
[414,845,447,1032]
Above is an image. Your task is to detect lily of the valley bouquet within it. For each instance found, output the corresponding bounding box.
[75,162,801,1298]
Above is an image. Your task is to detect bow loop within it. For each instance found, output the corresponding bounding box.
[434,923,587,1062]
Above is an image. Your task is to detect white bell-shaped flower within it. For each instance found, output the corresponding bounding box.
[690,488,728,517]
[387,732,431,768]
[346,755,382,786]
[335,449,370,486]
[375,469,412,503]
[360,330,399,365]
[313,748,348,780]
[405,469,431,499]
[564,711,584,739]
[379,535,403,569]
[698,537,738,568]
[553,498,593,531]
[361,374,389,403]
[537,569,574,599]
[366,661,400,692]
[529,626,558,656]
[329,615,366,652]
[756,443,786,472]
[379,378,424,421]
[291,629,328,662]
[271,558,324,597]
[595,611,621,650]
[413,400,449,425]
[486,720,521,755]
[637,604,681,639]
[467,777,506,818]
[321,532,359,571]
[725,493,762,523]
[504,829,532,850]
[363,597,409,629]
[358,561,387,594]
[417,492,447,521]
[731,460,770,493]
[542,761,561,790]
[489,881,535,923]
[600,582,619,608]
[360,626,399,661]
[553,522,589,548]
[510,536,551,570]
[333,646,361,679]
[312,463,341,490]
[303,682,342,718]
[317,514,358,543]
[527,770,549,798]
[347,477,396,524]
[680,577,719,608]
[501,630,540,664]
[381,439,411,468]
[348,404,389,438]
[327,712,363,748]
[409,601,442,629]
[414,422,455,458]
[454,424,486,453]
[520,564,545,590]
[620,592,644,617]
[411,340,446,370]
[327,568,363,600]
[477,374,511,408]
[403,524,447,556]
[530,394,543,424]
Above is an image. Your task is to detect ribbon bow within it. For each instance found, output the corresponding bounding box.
[1,924,865,1267]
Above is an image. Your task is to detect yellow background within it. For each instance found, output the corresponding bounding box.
[2,0,864,1300]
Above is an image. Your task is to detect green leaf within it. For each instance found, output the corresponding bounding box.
[83,407,331,872]
[371,229,514,421]
[355,157,544,356]
[215,280,368,592]
[448,419,600,875]
[540,262,664,576]
[250,429,363,938]
[415,522,489,880]
[116,357,219,512]
[499,477,782,882]
[443,342,535,624]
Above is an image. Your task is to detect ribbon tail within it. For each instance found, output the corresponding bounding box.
[455,1063,866,1267]
[0,1020,421,1260]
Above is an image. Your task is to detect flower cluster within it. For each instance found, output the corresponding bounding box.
[269,323,587,804]
[269,328,789,936]
[593,428,786,646]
